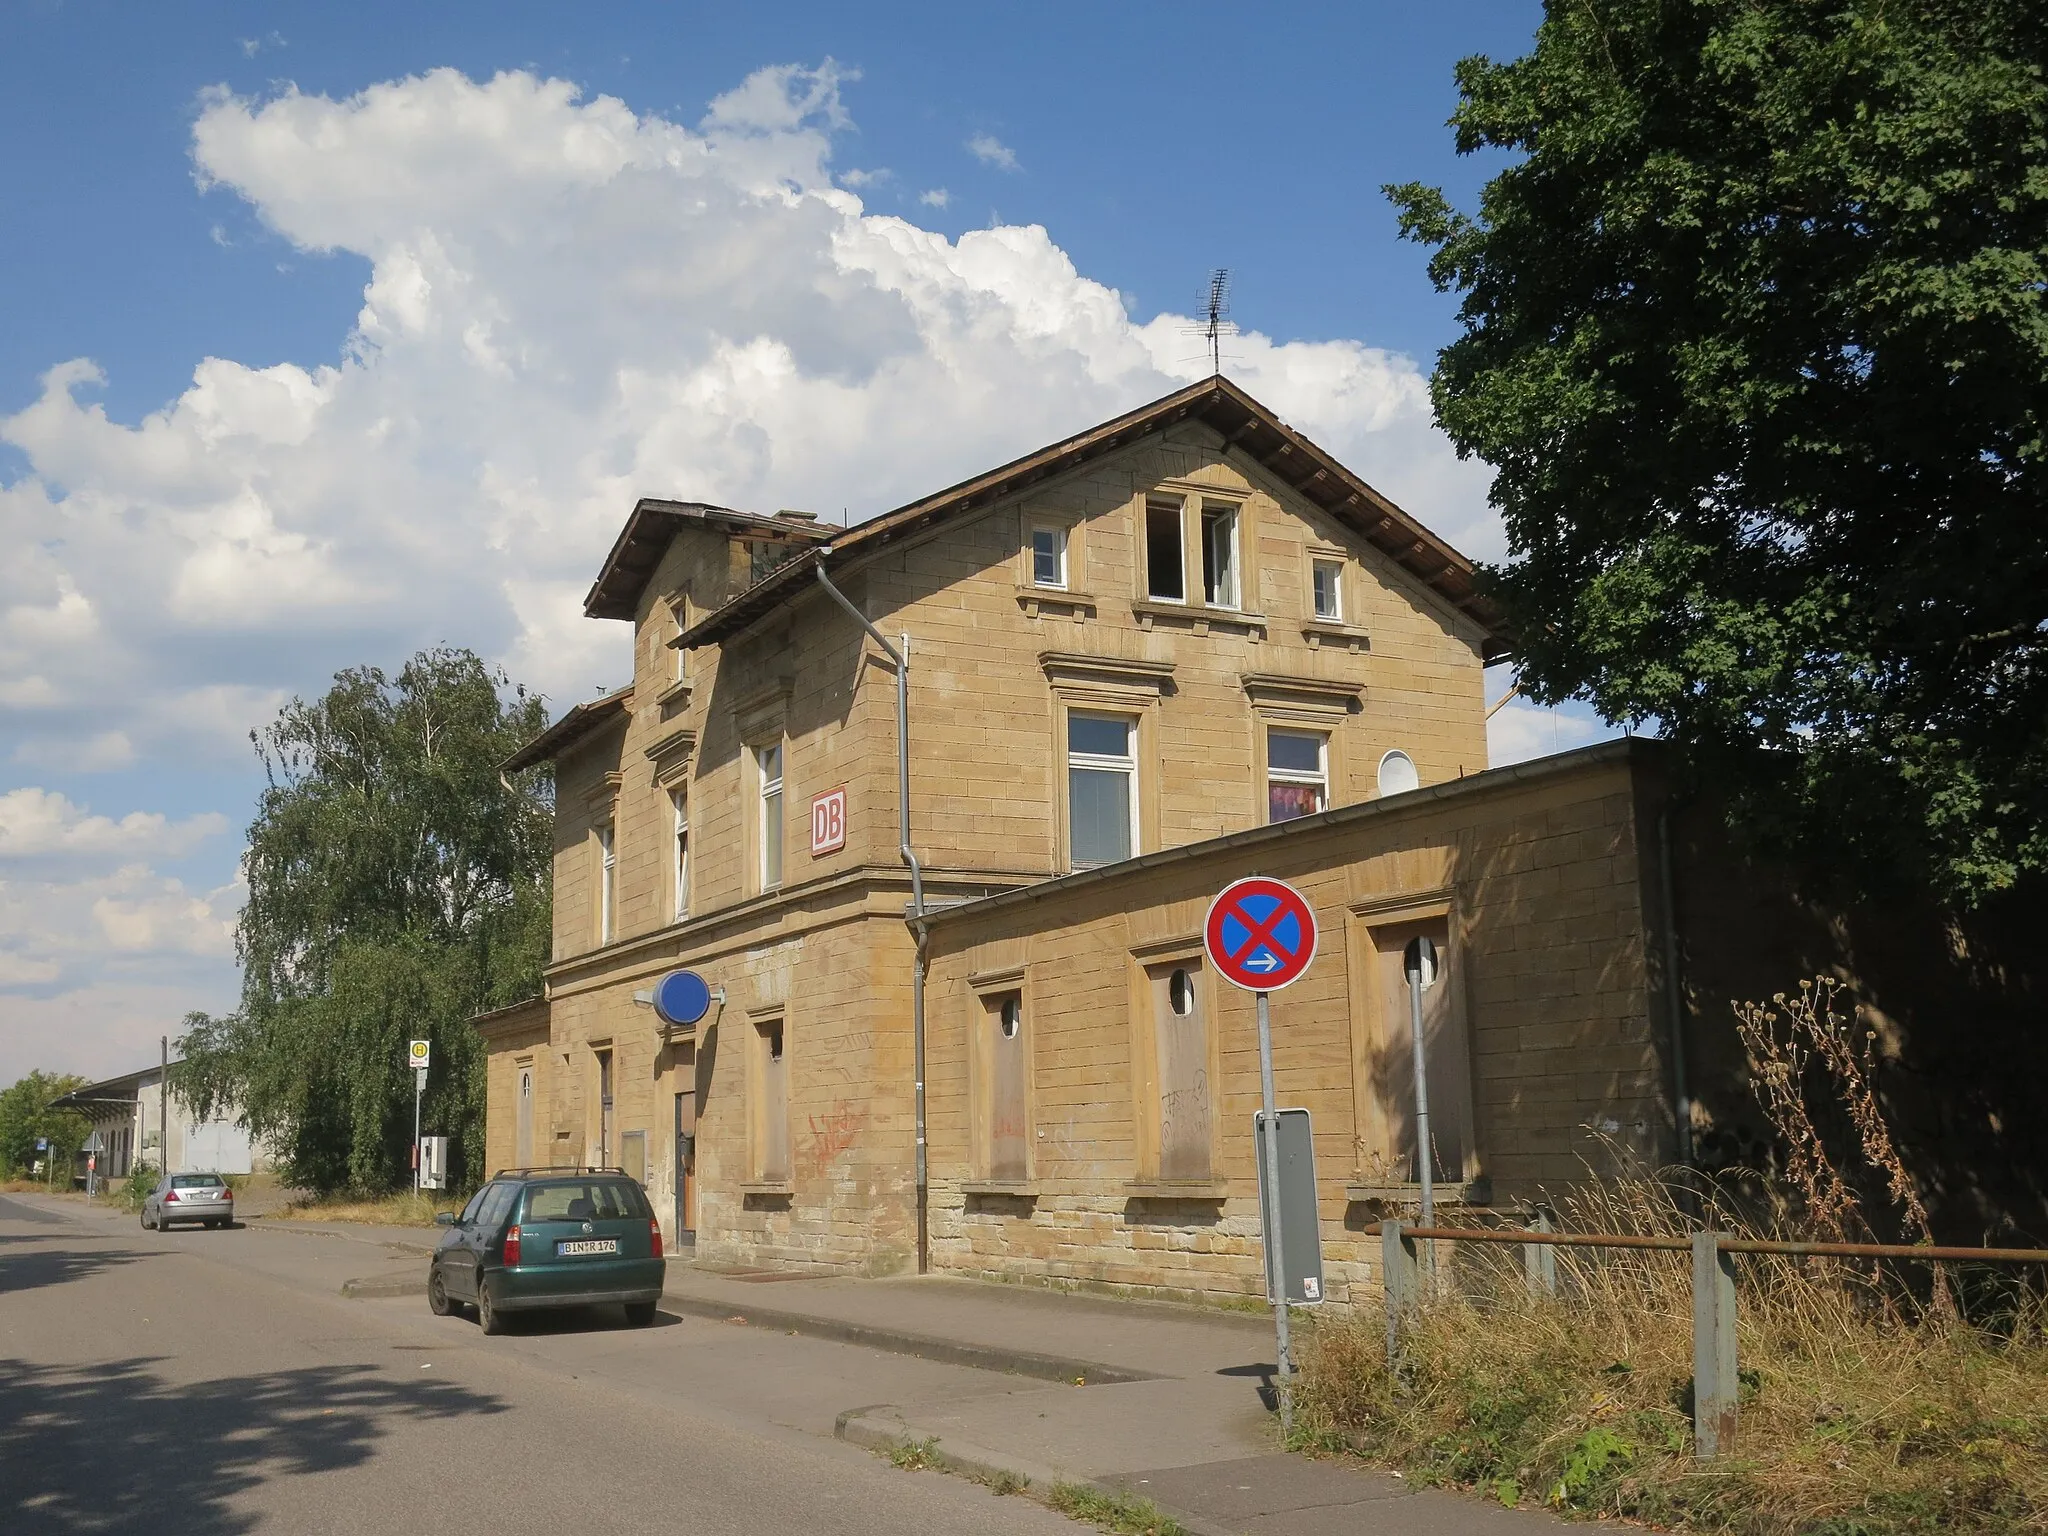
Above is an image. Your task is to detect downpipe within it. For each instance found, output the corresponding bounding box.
[814,561,930,1273]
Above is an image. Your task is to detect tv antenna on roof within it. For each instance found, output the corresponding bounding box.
[1197,268,1236,375]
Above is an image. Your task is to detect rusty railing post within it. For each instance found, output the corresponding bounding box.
[1691,1230,1738,1457]
[1524,1209,1557,1296]
[1383,1218,1419,1365]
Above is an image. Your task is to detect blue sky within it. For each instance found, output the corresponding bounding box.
[0,0,1611,1082]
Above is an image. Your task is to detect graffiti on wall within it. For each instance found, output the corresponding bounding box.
[803,1103,865,1178]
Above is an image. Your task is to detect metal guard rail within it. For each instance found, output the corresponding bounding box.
[1377,1218,2048,1460]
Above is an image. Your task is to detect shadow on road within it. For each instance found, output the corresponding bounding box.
[0,1355,508,1534]
[507,1305,685,1336]
[0,1247,148,1296]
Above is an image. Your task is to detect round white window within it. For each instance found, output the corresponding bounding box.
[1378,749,1419,797]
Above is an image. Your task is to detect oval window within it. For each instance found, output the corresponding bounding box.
[999,996,1022,1040]
[1168,968,1195,1017]
[1378,749,1419,797]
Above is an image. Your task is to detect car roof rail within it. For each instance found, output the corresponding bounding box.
[490,1165,632,1178]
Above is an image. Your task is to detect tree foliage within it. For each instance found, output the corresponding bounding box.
[0,1071,89,1179]
[179,649,552,1193]
[1391,0,2048,901]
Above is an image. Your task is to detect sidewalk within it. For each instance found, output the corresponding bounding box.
[660,1266,1551,1536]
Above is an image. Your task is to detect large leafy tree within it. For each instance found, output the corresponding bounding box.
[179,649,552,1193]
[1392,0,2047,901]
[0,1071,89,1179]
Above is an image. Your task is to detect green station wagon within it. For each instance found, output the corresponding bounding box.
[428,1169,665,1334]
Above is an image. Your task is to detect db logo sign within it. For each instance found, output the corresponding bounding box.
[811,787,847,856]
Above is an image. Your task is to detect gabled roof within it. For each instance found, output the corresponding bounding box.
[676,376,1510,660]
[50,1063,179,1109]
[584,499,834,622]
[502,686,632,774]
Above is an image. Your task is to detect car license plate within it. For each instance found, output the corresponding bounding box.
[556,1238,618,1256]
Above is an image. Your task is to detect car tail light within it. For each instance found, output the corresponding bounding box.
[503,1224,521,1266]
[164,1190,179,1202]
[650,1219,663,1260]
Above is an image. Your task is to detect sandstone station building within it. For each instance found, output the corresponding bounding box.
[479,377,1711,1306]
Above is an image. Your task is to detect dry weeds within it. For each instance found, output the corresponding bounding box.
[1299,1181,2047,1531]
[270,1190,459,1227]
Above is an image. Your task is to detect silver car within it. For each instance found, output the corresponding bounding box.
[142,1172,236,1231]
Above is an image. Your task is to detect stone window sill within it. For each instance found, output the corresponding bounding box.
[1123,1179,1230,1201]
[1129,599,1268,638]
[1301,620,1370,652]
[961,1180,1038,1198]
[654,678,693,707]
[1346,1177,1491,1207]
[1015,586,1097,619]
[739,1180,794,1197]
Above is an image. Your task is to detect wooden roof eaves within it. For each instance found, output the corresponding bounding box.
[583,500,832,622]
[501,687,632,774]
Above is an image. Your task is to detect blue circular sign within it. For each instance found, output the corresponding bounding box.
[652,969,713,1027]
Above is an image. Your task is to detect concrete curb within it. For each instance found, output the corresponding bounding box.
[660,1291,1159,1385]
[833,1407,1234,1536]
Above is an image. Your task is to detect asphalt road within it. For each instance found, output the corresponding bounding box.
[0,1194,1079,1535]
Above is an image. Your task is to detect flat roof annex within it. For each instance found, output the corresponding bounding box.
[672,376,1510,660]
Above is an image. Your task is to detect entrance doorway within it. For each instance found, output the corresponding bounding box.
[673,1086,697,1247]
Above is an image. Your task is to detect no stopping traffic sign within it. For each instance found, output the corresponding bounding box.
[1204,876,1318,991]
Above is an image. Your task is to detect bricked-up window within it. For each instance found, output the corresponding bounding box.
[1312,558,1343,621]
[515,1063,533,1166]
[1369,917,1475,1185]
[755,742,784,890]
[1145,497,1185,601]
[1067,712,1137,869]
[670,788,689,922]
[596,1048,614,1167]
[1200,503,1239,608]
[985,992,1029,1182]
[753,1017,790,1183]
[1268,729,1328,823]
[1030,525,1067,588]
[1378,749,1419,797]
[596,822,617,944]
[1150,962,1212,1180]
[621,1128,646,1186]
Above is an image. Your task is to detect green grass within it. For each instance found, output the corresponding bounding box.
[1044,1482,1189,1536]
[887,1436,943,1472]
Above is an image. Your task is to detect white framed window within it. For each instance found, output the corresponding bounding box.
[1311,558,1343,622]
[756,742,784,889]
[1267,729,1328,823]
[1378,749,1420,797]
[1200,503,1239,609]
[670,788,689,922]
[1144,498,1185,602]
[1067,712,1137,869]
[1030,524,1067,589]
[596,821,617,944]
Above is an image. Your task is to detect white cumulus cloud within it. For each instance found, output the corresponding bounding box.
[966,133,1020,171]
[0,60,1505,1076]
[0,788,228,861]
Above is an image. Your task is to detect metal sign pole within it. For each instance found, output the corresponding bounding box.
[413,1068,424,1196]
[1404,935,1439,1290]
[1256,987,1292,1436]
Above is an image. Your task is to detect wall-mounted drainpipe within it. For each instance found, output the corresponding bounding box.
[814,562,929,1273]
